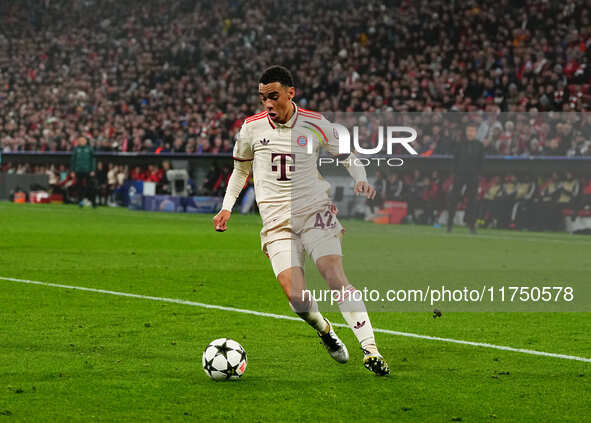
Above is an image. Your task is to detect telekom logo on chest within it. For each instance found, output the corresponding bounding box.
[271,153,295,181]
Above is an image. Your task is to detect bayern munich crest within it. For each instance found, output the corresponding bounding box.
[296,135,308,147]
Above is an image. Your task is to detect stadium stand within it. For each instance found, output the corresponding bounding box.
[1,0,590,155]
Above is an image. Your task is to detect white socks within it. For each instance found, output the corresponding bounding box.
[290,287,379,353]
[296,311,329,334]
[291,299,329,334]
[337,285,378,354]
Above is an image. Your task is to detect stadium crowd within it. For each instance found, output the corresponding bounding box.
[1,0,590,156]
[366,170,591,231]
[0,160,231,205]
[3,159,590,231]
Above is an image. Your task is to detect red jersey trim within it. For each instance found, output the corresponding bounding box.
[267,114,276,129]
[245,111,267,122]
[244,114,267,125]
[290,110,298,128]
[298,107,321,117]
[298,110,322,120]
[233,156,254,162]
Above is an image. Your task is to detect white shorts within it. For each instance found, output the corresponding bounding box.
[264,205,343,277]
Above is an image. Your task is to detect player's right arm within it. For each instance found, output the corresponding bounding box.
[213,123,254,232]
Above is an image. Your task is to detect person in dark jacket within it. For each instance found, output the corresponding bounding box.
[95,161,109,206]
[368,169,387,214]
[510,175,536,230]
[71,136,96,207]
[447,123,485,233]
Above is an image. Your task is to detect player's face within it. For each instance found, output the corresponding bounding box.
[259,82,295,124]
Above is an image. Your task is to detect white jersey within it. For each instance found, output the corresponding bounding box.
[233,105,341,231]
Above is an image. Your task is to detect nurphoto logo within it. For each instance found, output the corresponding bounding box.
[312,124,418,167]
[333,124,419,156]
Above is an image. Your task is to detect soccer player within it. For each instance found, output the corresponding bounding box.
[213,66,389,376]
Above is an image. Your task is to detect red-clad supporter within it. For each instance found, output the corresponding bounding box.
[130,166,147,182]
[583,178,591,196]
[57,171,77,203]
[575,177,591,215]
[146,165,164,183]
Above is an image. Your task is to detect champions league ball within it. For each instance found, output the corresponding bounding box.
[202,338,247,381]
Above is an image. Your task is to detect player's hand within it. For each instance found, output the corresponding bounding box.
[329,203,339,215]
[213,210,231,232]
[354,181,376,200]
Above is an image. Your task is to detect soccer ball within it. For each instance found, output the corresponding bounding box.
[202,338,247,381]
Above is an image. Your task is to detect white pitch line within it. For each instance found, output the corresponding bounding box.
[2,276,590,364]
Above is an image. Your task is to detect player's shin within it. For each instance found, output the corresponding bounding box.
[290,298,329,334]
[337,285,379,354]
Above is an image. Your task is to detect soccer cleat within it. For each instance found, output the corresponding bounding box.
[318,319,349,364]
[363,349,390,376]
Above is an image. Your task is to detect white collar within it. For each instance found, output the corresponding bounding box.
[272,101,299,129]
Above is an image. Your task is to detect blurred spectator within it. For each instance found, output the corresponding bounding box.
[106,163,118,199]
[496,174,519,229]
[405,170,425,223]
[157,161,172,194]
[422,171,442,225]
[509,175,537,229]
[557,172,581,225]
[534,172,561,230]
[385,172,404,202]
[480,176,503,227]
[95,161,109,206]
[447,124,485,233]
[70,136,96,208]
[367,170,387,216]
[130,166,147,181]
[576,177,591,212]
[57,171,77,204]
[146,165,164,183]
[202,165,231,196]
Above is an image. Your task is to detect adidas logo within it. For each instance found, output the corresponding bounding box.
[353,321,366,329]
[260,138,270,145]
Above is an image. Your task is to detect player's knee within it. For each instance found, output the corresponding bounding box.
[324,269,343,288]
[276,267,291,287]
[277,267,307,301]
[317,255,347,289]
[326,272,348,291]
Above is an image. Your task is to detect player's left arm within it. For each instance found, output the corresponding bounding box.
[322,119,376,200]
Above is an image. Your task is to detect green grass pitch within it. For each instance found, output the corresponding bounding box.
[0,202,589,422]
